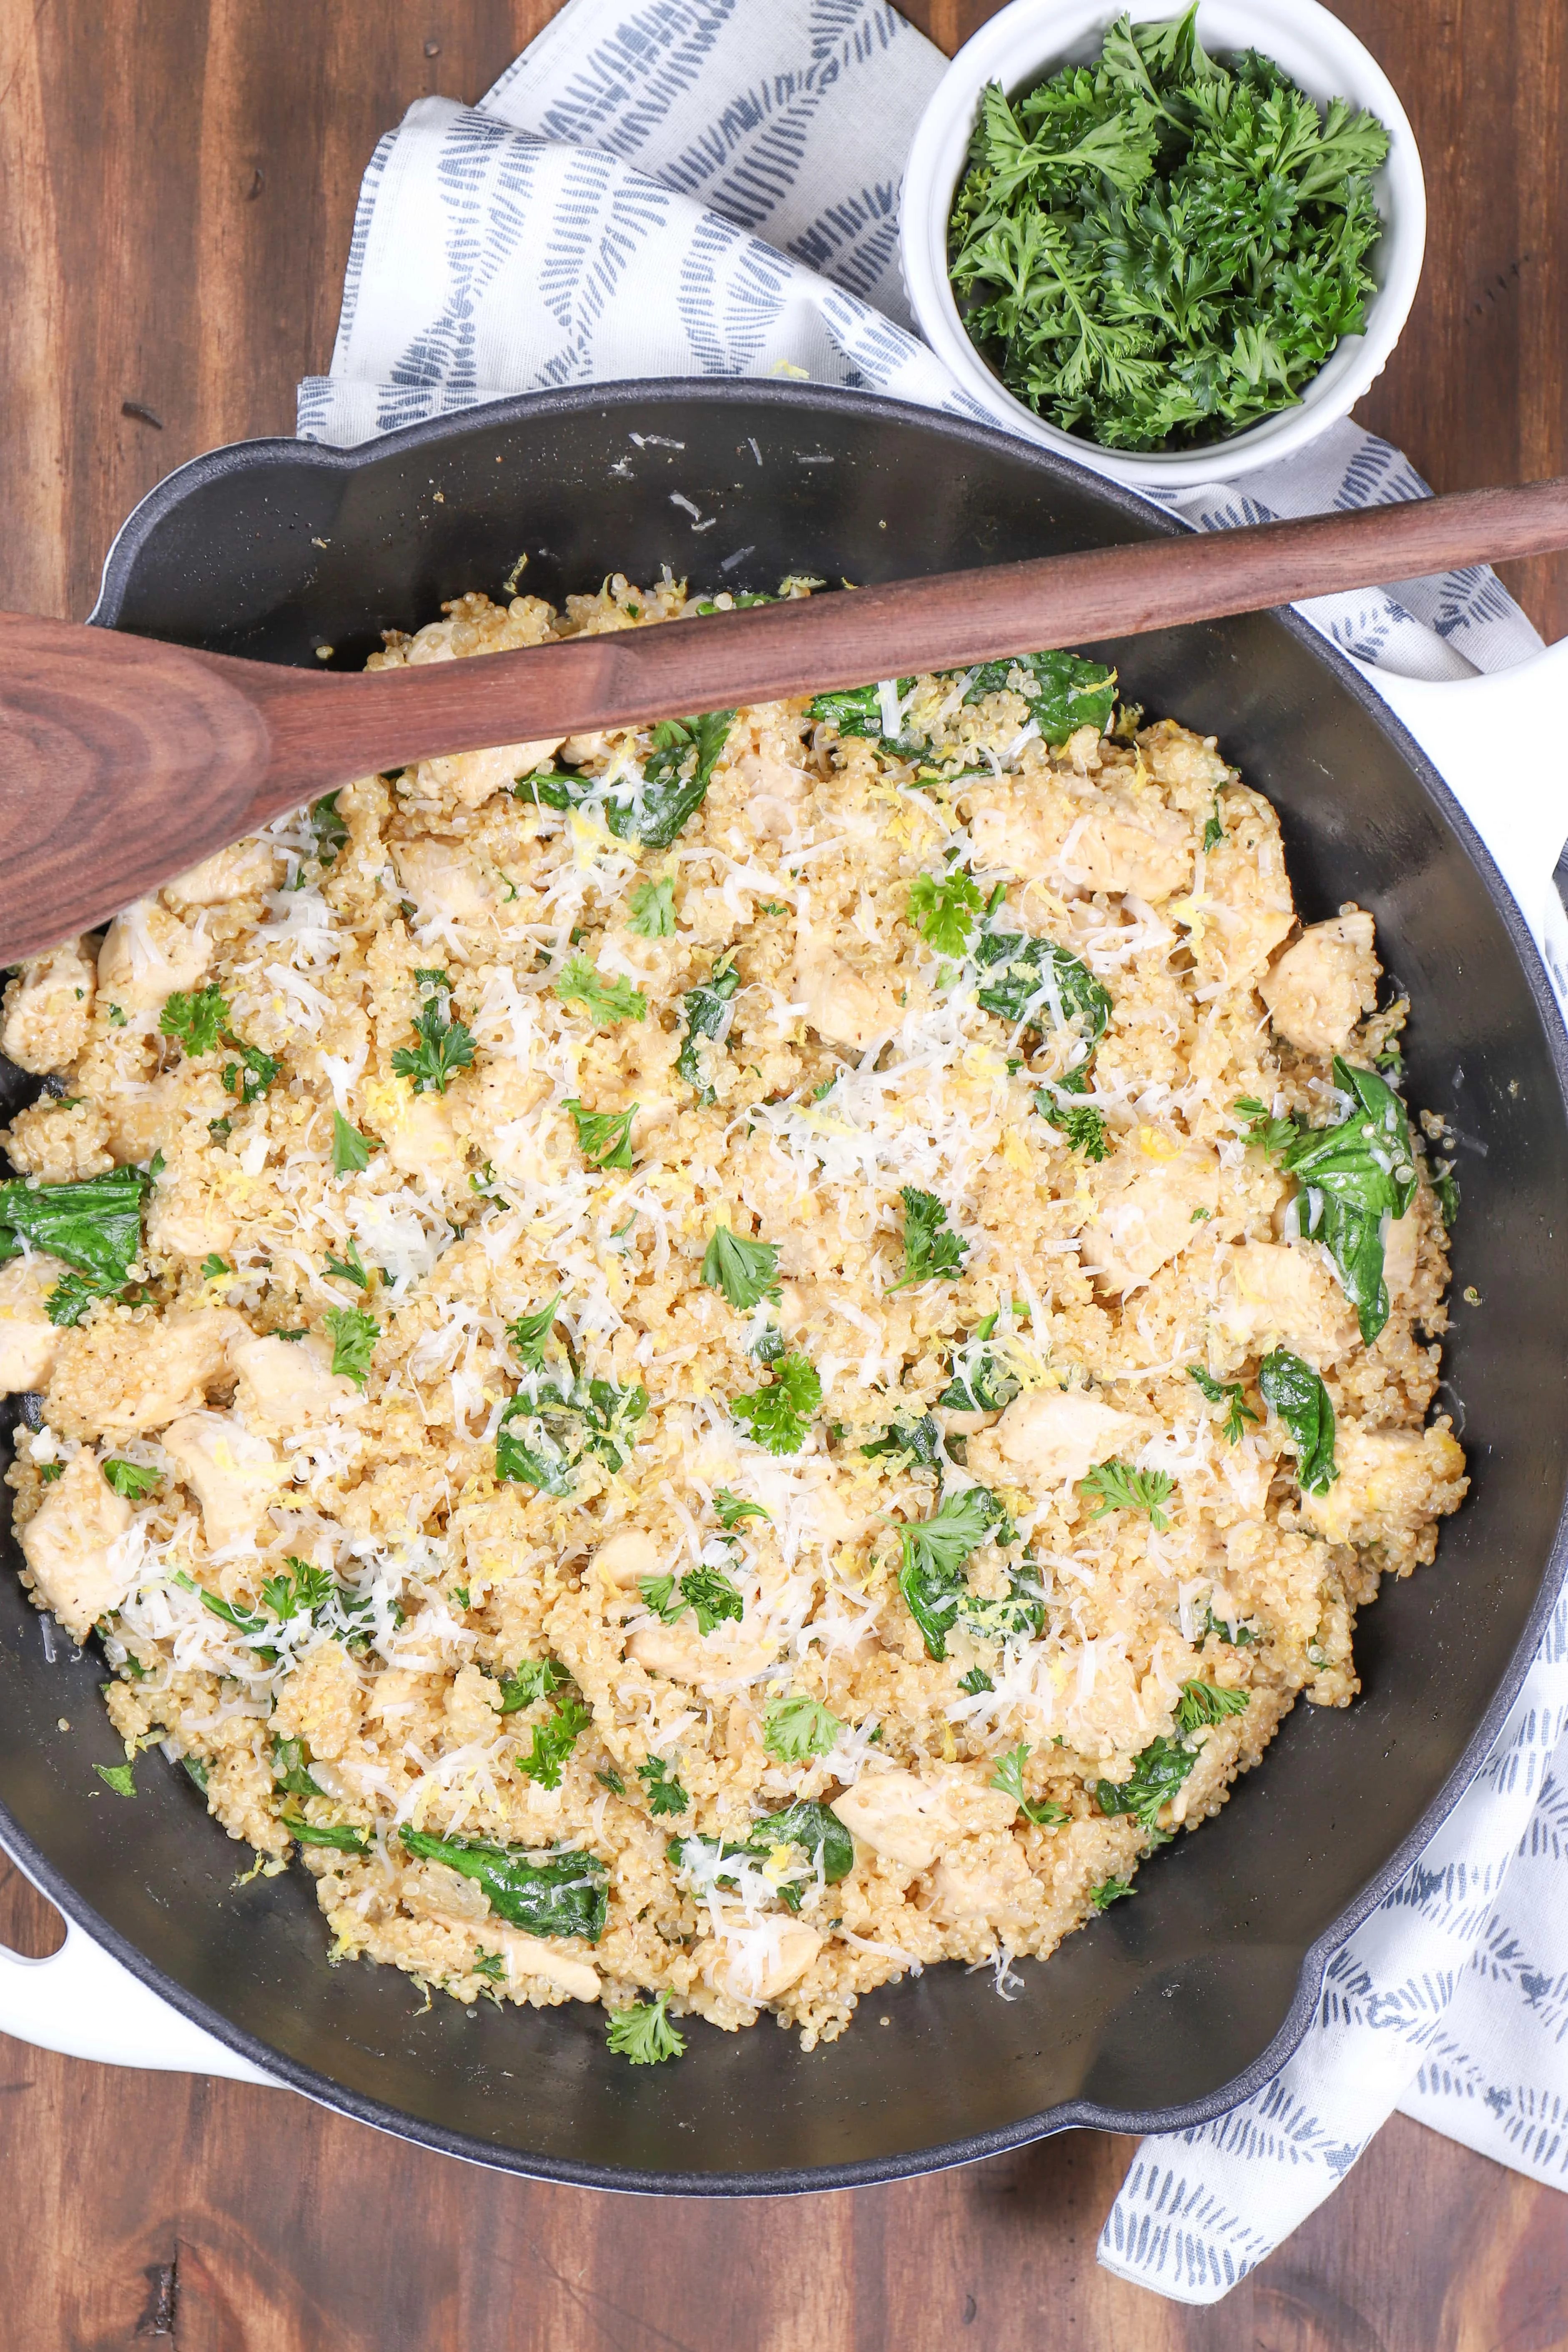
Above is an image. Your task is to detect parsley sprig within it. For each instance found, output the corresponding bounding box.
[763,1694,843,1762]
[392,997,476,1093]
[1080,1457,1174,1531]
[701,1224,781,1311]
[553,956,647,1028]
[989,1742,1067,1826]
[888,1186,968,1291]
[731,1352,821,1455]
[607,1990,686,2064]
[1187,1365,1261,1445]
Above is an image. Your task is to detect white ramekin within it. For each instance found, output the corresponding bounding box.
[900,0,1426,488]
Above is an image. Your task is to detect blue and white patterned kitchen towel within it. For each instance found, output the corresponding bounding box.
[296,0,1568,2304]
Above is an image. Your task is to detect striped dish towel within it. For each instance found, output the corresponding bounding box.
[297,0,1568,2302]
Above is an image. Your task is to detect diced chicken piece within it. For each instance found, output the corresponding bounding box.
[0,1254,72,1394]
[412,742,565,813]
[1300,1424,1468,1548]
[45,1307,244,1441]
[1081,1148,1219,1293]
[1194,791,1295,983]
[793,944,898,1053]
[971,1389,1146,1493]
[162,1411,281,1552]
[1209,1242,1359,1372]
[594,1528,662,1589]
[736,746,812,841]
[1,937,97,1072]
[96,901,213,1014]
[146,1160,240,1261]
[927,1838,1037,1927]
[449,1057,549,1157]
[625,1622,778,1687]
[228,1330,362,1429]
[703,1921,823,2004]
[383,1087,460,1178]
[1260,909,1379,1057]
[100,1072,188,1169]
[391,836,499,924]
[19,1450,133,1641]
[423,1910,601,2001]
[830,1768,1013,1873]
[162,839,282,908]
[1,1098,114,1185]
[1059,800,1192,903]
[965,781,1073,880]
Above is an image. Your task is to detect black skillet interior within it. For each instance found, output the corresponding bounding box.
[2,382,1565,2191]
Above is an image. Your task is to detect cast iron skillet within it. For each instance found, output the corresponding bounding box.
[2,382,1565,2192]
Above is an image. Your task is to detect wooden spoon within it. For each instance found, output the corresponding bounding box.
[4,476,1568,964]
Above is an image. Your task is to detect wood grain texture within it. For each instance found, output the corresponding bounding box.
[0,0,1565,2344]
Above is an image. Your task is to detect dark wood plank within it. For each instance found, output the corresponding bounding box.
[2,4,1566,2347]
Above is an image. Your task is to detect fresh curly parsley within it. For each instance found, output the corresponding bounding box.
[564,1098,637,1170]
[331,1108,378,1175]
[1232,1094,1299,1160]
[639,1564,744,1637]
[323,1305,379,1388]
[989,1742,1067,1826]
[607,1989,686,2064]
[94,1760,137,1797]
[552,956,647,1029]
[1187,1364,1261,1445]
[638,1755,690,1817]
[507,1295,559,1371]
[907,867,983,957]
[763,1694,843,1762]
[1090,1875,1134,1911]
[731,1351,821,1455]
[1034,1069,1109,1160]
[1081,1457,1174,1531]
[1096,1733,1195,1832]
[497,1658,567,1713]
[323,1237,369,1289]
[627,874,677,937]
[948,6,1390,454]
[701,1224,781,1311]
[159,984,230,1056]
[101,1458,160,1501]
[888,1185,968,1291]
[391,997,475,1094]
[515,1694,593,1791]
[1174,1679,1250,1733]
[713,1487,770,1530]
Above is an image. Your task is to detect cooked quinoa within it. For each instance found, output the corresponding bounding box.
[0,574,1467,2055]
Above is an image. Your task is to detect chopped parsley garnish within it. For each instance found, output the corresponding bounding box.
[861,1413,945,1471]
[272,1736,326,1800]
[947,8,1389,455]
[223,1041,280,1107]
[506,1295,559,1371]
[496,1374,648,1494]
[639,1564,745,1637]
[1034,1069,1109,1160]
[701,1224,781,1310]
[596,1765,626,1796]
[1232,1095,1298,1160]
[323,1304,379,1388]
[607,1991,686,2064]
[324,1237,369,1289]
[888,1185,968,1290]
[1186,1365,1260,1445]
[1258,1348,1338,1495]
[331,1109,378,1175]
[94,1761,136,1797]
[638,1755,690,1817]
[200,1252,228,1280]
[552,956,647,1028]
[159,984,230,1056]
[397,1829,607,1940]
[627,874,676,937]
[907,867,983,957]
[731,1351,821,1455]
[413,967,449,991]
[472,1948,505,1982]
[260,1557,337,1621]
[676,952,740,1101]
[897,1484,1010,1661]
[101,1458,160,1502]
[763,1694,843,1762]
[1202,1606,1258,1648]
[0,1163,151,1325]
[1202,801,1224,852]
[989,1742,1067,1825]
[1174,1679,1250,1733]
[1081,1457,1174,1531]
[391,997,477,1092]
[1096,1734,1197,1832]
[182,1754,209,1792]
[516,1694,593,1790]
[1280,1059,1418,1343]
[1090,1876,1134,1911]
[713,1488,770,1530]
[497,1659,567,1713]
[960,1666,995,1694]
[564,1098,637,1170]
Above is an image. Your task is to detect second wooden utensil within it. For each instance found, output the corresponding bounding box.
[4,474,1568,965]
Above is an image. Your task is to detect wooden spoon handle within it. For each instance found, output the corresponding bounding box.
[260,476,1568,787]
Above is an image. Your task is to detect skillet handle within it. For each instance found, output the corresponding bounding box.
[0,1914,273,2082]
[1350,639,1568,1009]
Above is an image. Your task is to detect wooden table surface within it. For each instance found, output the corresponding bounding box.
[2,3,1565,2344]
